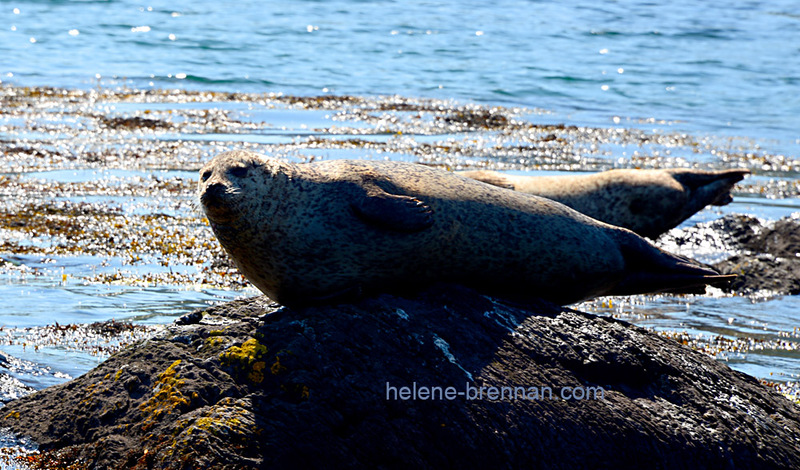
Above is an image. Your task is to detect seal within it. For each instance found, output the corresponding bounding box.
[459,168,749,239]
[199,150,732,307]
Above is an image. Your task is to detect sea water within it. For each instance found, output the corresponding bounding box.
[3,0,798,151]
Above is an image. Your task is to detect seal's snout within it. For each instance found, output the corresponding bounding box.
[199,180,240,225]
[200,182,228,207]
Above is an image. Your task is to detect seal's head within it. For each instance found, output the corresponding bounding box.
[199,151,252,225]
[198,150,289,232]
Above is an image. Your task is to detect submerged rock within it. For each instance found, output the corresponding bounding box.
[1,285,799,469]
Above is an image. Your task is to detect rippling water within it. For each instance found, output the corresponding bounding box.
[1,1,799,393]
[3,0,799,153]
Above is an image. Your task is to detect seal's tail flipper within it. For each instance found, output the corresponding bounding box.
[670,169,750,207]
[611,231,734,296]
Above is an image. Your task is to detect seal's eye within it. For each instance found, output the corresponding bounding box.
[230,166,249,178]
[201,170,212,182]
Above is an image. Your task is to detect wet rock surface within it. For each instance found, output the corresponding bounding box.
[2,285,799,469]
[664,214,800,295]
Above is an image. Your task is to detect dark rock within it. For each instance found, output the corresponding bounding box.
[666,214,800,295]
[718,253,800,295]
[719,216,800,294]
[751,217,800,258]
[174,310,203,326]
[659,214,800,295]
[661,214,763,255]
[1,285,799,469]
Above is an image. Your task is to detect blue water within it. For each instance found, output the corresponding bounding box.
[1,1,800,392]
[2,0,798,155]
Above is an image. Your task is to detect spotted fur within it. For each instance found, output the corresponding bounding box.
[199,151,731,307]
[460,168,749,238]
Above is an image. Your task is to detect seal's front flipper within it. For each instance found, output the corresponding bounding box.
[352,190,434,232]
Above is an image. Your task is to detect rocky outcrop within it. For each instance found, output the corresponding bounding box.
[663,214,800,295]
[1,285,799,469]
[716,216,800,295]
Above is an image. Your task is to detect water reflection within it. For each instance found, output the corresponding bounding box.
[581,293,800,380]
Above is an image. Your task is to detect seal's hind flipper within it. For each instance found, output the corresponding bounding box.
[610,231,734,296]
[458,170,515,190]
[660,274,735,294]
[670,169,750,207]
[352,191,434,232]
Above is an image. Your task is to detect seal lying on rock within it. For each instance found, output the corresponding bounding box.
[199,151,731,307]
[459,168,749,238]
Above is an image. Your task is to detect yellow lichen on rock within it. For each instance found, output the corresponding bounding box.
[139,359,190,430]
[270,355,286,375]
[249,361,267,383]
[219,338,268,383]
[80,377,111,406]
[205,336,225,348]
[170,399,259,456]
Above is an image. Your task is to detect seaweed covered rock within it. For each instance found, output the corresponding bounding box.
[2,286,800,469]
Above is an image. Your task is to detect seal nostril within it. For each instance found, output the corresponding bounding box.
[202,182,228,204]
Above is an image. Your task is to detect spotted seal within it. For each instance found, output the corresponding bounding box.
[199,151,731,307]
[459,168,749,238]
